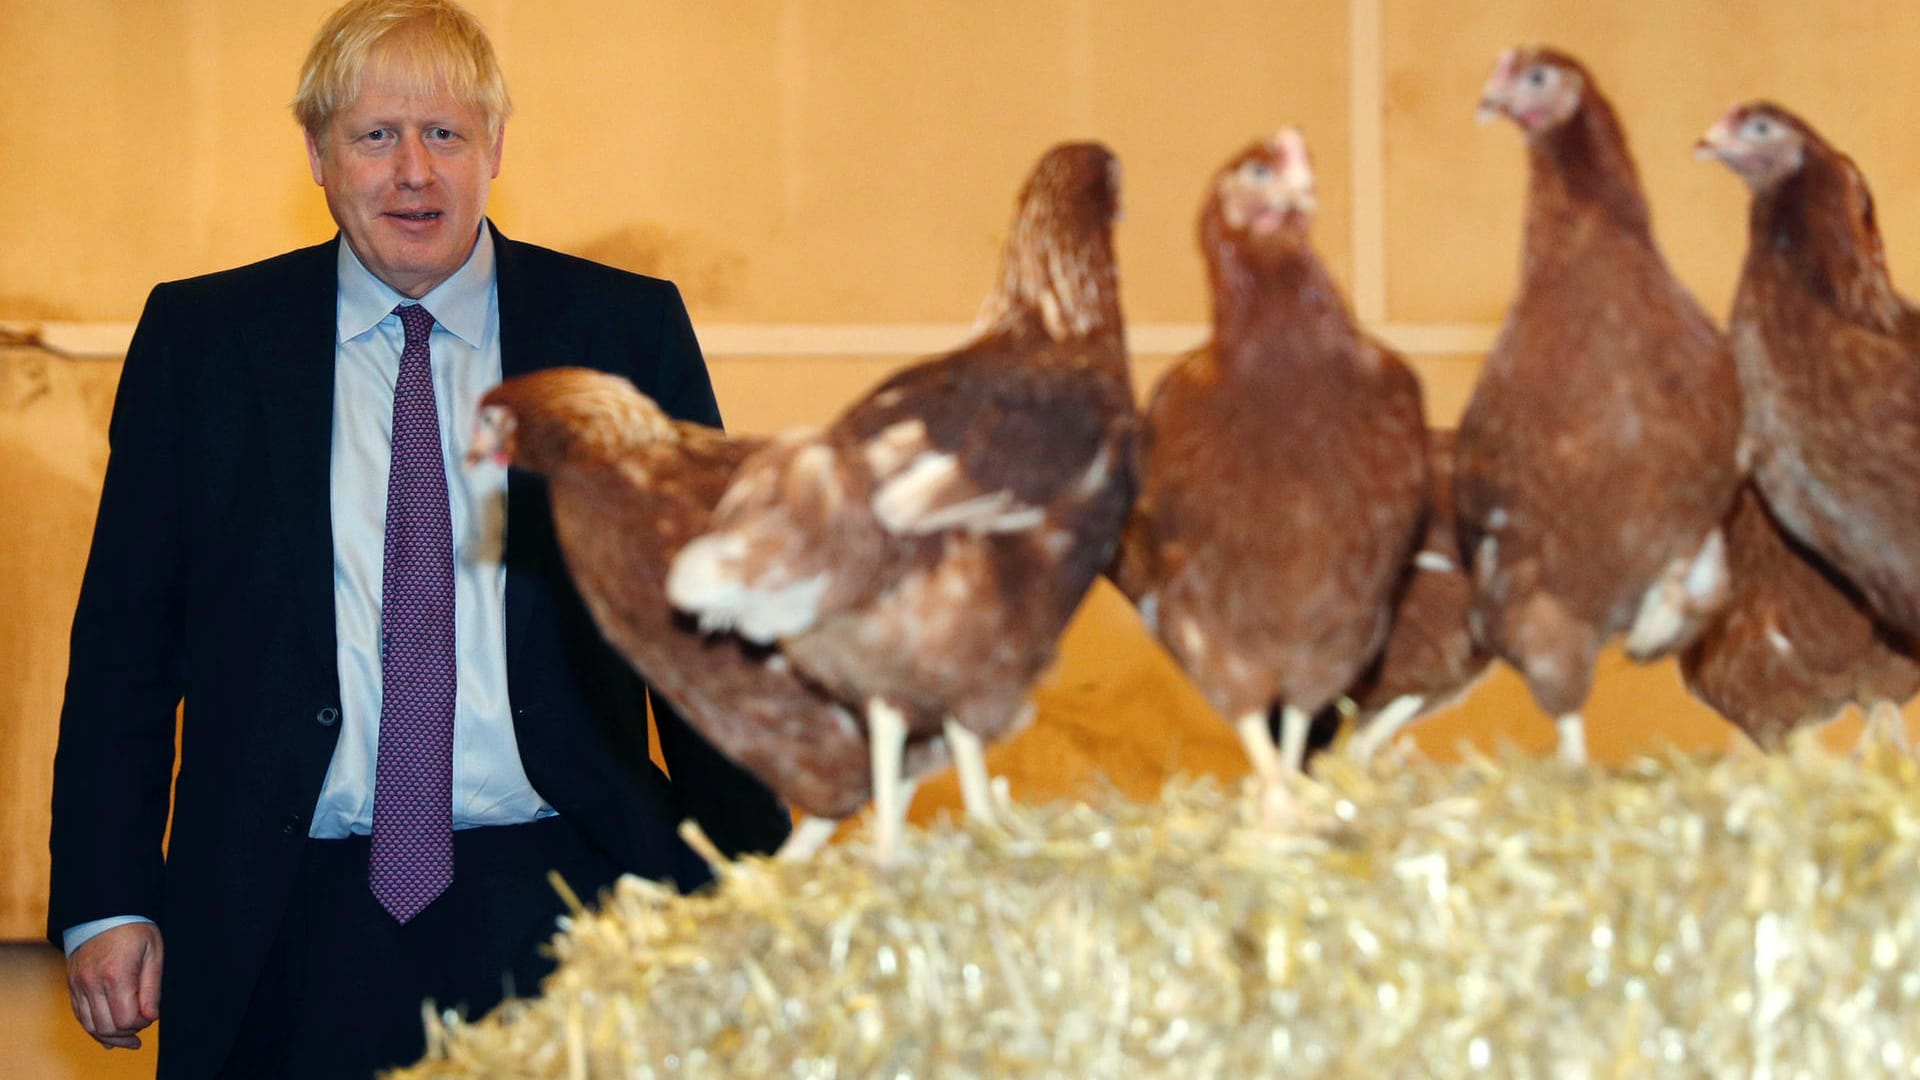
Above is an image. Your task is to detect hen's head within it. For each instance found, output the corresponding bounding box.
[977,140,1123,342]
[1200,129,1317,269]
[468,367,678,475]
[1209,129,1316,235]
[1694,102,1811,193]
[1476,46,1587,138]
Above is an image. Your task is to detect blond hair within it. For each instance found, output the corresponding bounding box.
[293,0,512,148]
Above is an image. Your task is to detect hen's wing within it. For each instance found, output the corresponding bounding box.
[670,332,1128,643]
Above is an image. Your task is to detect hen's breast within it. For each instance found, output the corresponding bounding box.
[1459,240,1743,637]
[1141,345,1428,720]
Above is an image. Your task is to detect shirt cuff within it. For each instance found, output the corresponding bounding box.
[63,916,156,956]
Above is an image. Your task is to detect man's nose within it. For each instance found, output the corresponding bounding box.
[394,133,433,188]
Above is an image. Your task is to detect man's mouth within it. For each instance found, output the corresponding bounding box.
[388,210,442,221]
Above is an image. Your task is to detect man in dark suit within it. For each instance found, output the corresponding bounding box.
[48,1,791,1076]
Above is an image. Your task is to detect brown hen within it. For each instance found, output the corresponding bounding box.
[1457,46,1743,762]
[1113,130,1427,808]
[1698,102,1920,647]
[1340,429,1493,764]
[1680,483,1920,751]
[470,368,949,859]
[667,142,1135,861]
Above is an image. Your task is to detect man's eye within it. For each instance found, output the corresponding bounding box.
[365,129,390,142]
[428,127,454,141]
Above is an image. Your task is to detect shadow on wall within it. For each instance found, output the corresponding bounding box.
[568,224,749,313]
[0,295,80,323]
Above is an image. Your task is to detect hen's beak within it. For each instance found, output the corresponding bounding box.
[465,404,514,468]
[1693,113,1740,163]
[1274,127,1317,216]
[1475,48,1516,124]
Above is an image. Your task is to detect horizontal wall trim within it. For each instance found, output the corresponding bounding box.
[2,320,1500,361]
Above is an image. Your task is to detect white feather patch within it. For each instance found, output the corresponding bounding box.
[1136,593,1160,634]
[1073,444,1112,497]
[864,419,930,476]
[666,533,830,644]
[1682,529,1729,602]
[872,452,1043,535]
[1415,551,1458,574]
[1177,616,1206,662]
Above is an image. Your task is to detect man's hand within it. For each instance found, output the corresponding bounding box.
[67,922,163,1050]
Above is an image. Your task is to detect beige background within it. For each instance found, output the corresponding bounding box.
[6,3,1920,1071]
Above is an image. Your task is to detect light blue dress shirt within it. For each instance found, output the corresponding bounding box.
[66,224,549,954]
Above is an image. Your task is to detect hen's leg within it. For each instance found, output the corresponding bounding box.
[1235,711,1295,825]
[1346,695,1427,766]
[1278,705,1313,774]
[1862,700,1911,756]
[776,816,840,862]
[867,698,910,865]
[944,720,997,826]
[1555,712,1588,765]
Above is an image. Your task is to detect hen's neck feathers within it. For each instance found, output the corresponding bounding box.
[512,391,681,475]
[1208,229,1357,363]
[974,218,1122,346]
[1748,144,1905,332]
[1524,91,1654,258]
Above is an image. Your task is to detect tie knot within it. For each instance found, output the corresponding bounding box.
[395,303,436,347]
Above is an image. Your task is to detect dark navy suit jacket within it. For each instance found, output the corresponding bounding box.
[48,224,790,1078]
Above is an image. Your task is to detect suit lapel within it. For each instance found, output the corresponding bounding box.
[252,239,343,671]
[492,224,569,667]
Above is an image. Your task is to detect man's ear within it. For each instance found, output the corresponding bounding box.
[488,126,506,180]
[305,129,327,186]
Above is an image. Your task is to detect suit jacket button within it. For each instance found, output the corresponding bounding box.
[316,706,339,727]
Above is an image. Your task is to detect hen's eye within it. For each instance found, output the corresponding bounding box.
[1241,159,1273,182]
[1742,116,1775,140]
[1526,68,1549,88]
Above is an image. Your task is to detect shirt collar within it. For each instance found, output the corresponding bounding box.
[335,221,496,349]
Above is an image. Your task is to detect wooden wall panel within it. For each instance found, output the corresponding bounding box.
[0,351,117,941]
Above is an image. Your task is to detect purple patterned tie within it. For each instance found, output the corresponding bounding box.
[368,302,456,924]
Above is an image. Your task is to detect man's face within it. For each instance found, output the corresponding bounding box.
[305,68,503,299]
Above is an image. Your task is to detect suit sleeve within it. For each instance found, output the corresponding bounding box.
[638,282,792,857]
[47,285,190,943]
